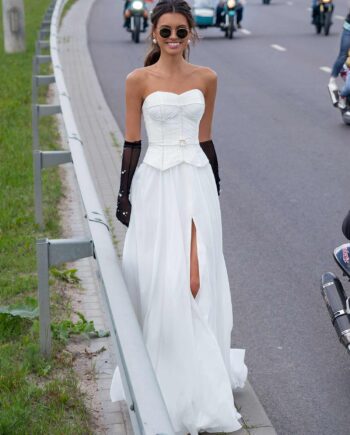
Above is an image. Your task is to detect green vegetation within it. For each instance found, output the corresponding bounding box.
[50,267,81,284]
[0,1,95,433]
[60,0,78,26]
[0,2,61,305]
[51,311,110,343]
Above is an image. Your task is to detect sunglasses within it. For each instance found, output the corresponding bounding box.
[158,26,189,39]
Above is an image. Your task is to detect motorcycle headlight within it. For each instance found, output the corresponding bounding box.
[227,0,236,8]
[131,0,143,10]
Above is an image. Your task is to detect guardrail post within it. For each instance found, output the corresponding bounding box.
[32,74,56,104]
[41,20,51,28]
[32,100,62,227]
[32,103,39,151]
[35,39,50,55]
[39,28,50,40]
[32,103,61,152]
[37,239,51,358]
[34,151,43,227]
[32,54,51,76]
[36,238,94,358]
[44,12,53,21]
[34,150,72,227]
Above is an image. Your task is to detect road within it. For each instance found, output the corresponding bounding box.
[87,1,350,433]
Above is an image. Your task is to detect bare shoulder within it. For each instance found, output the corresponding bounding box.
[190,65,217,94]
[127,65,159,81]
[126,67,147,85]
[197,65,217,80]
[125,67,151,101]
[192,65,217,83]
[126,66,159,96]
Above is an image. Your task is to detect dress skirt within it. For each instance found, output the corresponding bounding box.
[110,160,247,434]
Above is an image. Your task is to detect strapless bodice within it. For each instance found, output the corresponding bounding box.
[142,89,209,170]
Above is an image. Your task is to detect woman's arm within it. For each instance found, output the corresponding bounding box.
[124,69,144,141]
[199,68,217,142]
[198,69,221,195]
[116,70,144,227]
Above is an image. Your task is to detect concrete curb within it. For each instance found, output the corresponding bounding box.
[58,1,277,433]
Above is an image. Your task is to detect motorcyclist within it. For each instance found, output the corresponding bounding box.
[216,0,244,29]
[337,50,350,109]
[311,0,334,25]
[329,12,350,87]
[123,0,149,30]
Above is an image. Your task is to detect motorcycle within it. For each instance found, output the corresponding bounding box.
[223,0,238,39]
[313,0,334,36]
[320,244,350,353]
[193,0,238,39]
[124,0,148,43]
[328,79,350,125]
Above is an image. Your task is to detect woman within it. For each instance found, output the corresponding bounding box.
[110,0,248,433]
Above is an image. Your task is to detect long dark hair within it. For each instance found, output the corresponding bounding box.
[144,0,198,67]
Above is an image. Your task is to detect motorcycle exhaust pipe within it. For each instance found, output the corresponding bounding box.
[328,81,339,107]
[321,272,350,353]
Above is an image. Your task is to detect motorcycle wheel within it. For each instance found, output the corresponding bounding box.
[324,12,332,35]
[342,110,350,125]
[228,15,234,39]
[133,15,141,43]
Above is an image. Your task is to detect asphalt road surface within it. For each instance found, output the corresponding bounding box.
[88,1,350,433]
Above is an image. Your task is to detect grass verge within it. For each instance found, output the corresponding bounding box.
[0,1,93,433]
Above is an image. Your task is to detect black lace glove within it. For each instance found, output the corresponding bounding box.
[116,140,141,227]
[199,139,221,196]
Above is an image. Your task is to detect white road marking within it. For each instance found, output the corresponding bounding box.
[320,66,332,73]
[286,1,293,6]
[335,15,345,20]
[239,28,251,35]
[307,7,312,11]
[271,44,287,52]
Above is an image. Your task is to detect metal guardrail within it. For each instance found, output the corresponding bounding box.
[33,1,175,433]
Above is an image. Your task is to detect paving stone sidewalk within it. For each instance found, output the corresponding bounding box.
[56,0,277,434]
[58,0,126,256]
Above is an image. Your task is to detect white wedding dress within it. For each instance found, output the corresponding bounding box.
[110,89,248,434]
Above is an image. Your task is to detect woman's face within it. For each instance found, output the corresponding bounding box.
[153,12,191,56]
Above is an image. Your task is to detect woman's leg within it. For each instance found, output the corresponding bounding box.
[190,219,200,299]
